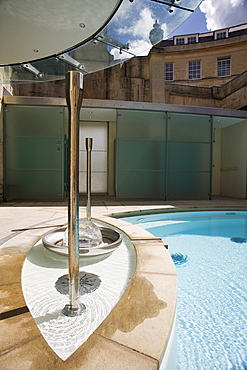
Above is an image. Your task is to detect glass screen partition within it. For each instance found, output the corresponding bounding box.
[116,109,166,199]
[116,110,212,200]
[167,112,212,200]
[4,105,65,201]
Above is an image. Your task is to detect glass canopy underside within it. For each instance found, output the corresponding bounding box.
[0,0,201,83]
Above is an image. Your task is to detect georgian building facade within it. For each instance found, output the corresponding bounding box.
[82,23,247,110]
[149,23,247,109]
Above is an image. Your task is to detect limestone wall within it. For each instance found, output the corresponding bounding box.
[11,28,247,112]
[164,71,247,109]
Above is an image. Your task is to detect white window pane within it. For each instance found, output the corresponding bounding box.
[79,121,107,193]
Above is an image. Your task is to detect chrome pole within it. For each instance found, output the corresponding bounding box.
[63,71,85,316]
[86,138,93,221]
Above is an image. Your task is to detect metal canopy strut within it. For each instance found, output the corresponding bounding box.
[150,0,194,12]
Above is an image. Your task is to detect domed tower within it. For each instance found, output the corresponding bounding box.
[149,20,164,45]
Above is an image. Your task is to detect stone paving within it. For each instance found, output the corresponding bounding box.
[0,196,246,369]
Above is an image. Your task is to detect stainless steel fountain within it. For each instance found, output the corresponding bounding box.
[62,70,85,316]
[42,71,121,316]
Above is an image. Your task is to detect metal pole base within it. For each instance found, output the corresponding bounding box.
[62,302,86,317]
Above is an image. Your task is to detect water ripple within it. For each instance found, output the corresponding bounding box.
[171,253,189,266]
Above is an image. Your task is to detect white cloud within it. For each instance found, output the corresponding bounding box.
[200,0,247,30]
[111,7,168,59]
[117,8,154,41]
[110,39,151,60]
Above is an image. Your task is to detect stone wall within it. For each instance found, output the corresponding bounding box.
[12,79,66,98]
[12,30,247,111]
[13,57,151,103]
[164,70,247,109]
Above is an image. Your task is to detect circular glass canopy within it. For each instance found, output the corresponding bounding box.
[0,0,122,65]
[0,0,201,83]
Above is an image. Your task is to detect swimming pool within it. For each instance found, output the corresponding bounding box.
[120,210,247,370]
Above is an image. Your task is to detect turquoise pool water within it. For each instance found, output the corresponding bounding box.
[121,211,247,370]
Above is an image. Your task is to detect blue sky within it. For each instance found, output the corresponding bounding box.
[169,0,247,37]
[168,7,208,36]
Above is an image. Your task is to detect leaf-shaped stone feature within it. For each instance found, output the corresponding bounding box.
[22,233,136,361]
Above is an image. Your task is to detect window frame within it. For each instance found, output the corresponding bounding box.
[217,57,231,77]
[188,60,201,80]
[214,29,229,40]
[176,37,185,45]
[174,34,198,45]
[165,62,174,81]
[188,36,197,44]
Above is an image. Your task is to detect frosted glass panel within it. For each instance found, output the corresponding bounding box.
[6,137,62,169]
[116,136,166,199]
[5,106,63,137]
[117,110,166,140]
[168,142,211,171]
[167,172,211,200]
[115,111,212,200]
[117,171,166,199]
[4,105,64,201]
[6,170,62,200]
[117,140,166,171]
[168,113,211,142]
[167,112,212,200]
[116,110,167,199]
